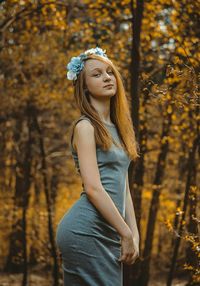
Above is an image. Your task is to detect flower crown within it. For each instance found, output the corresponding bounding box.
[66,47,108,81]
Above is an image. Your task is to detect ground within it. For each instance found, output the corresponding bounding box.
[0,272,188,286]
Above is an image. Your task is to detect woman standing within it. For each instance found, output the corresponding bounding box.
[56,47,140,286]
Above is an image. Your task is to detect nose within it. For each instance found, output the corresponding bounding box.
[103,72,111,82]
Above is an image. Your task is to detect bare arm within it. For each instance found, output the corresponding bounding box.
[73,119,131,239]
[125,172,140,242]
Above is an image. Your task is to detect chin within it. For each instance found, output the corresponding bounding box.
[106,93,115,98]
[93,92,116,98]
[104,90,116,95]
[108,92,116,97]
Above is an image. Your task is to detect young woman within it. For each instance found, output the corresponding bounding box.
[56,47,140,286]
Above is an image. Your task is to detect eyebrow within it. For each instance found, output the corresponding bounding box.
[91,67,112,72]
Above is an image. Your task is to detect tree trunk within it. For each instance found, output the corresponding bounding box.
[5,107,33,280]
[139,108,173,286]
[171,155,188,249]
[50,174,59,214]
[124,1,144,286]
[29,178,40,266]
[33,114,59,286]
[171,191,182,247]
[166,134,199,286]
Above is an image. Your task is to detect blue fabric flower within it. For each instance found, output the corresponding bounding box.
[66,47,108,81]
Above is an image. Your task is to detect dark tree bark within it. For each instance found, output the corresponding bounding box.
[4,119,23,273]
[171,190,182,247]
[21,108,35,286]
[139,107,173,286]
[123,1,144,286]
[156,224,163,260]
[166,133,199,286]
[130,0,144,137]
[167,102,200,286]
[5,106,32,273]
[33,113,59,286]
[171,155,188,249]
[29,178,41,266]
[50,174,59,214]
[0,127,6,191]
[4,105,34,286]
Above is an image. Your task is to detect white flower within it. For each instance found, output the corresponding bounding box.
[67,70,77,81]
[84,48,96,55]
[84,47,107,57]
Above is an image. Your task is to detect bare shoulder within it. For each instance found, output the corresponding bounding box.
[72,118,102,193]
[73,119,95,152]
[75,118,94,132]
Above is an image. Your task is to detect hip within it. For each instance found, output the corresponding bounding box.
[56,195,120,245]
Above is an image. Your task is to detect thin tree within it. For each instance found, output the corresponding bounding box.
[139,103,173,286]
[5,106,34,285]
[124,0,144,285]
[167,105,200,286]
[33,112,59,286]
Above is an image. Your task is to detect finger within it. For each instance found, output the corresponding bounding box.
[133,251,139,260]
[122,253,131,264]
[125,252,135,264]
[127,253,135,264]
[119,254,128,261]
[128,254,136,265]
[125,253,131,261]
[118,255,124,262]
[130,253,139,264]
[118,253,128,262]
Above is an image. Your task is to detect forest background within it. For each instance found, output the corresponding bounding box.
[0,0,199,286]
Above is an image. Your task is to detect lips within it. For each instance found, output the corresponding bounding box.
[103,84,114,88]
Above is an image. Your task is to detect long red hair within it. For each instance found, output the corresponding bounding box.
[70,53,140,162]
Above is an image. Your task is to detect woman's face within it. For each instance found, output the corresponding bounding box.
[83,59,117,99]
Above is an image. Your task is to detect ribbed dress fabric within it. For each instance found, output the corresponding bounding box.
[56,115,131,286]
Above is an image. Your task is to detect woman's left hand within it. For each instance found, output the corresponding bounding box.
[125,235,139,265]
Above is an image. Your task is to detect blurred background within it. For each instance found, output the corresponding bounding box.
[0,0,199,285]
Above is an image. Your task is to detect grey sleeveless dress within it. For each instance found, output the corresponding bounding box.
[56,115,131,286]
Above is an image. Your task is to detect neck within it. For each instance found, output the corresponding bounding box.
[90,96,112,123]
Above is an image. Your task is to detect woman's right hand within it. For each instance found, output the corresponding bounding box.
[118,229,139,265]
